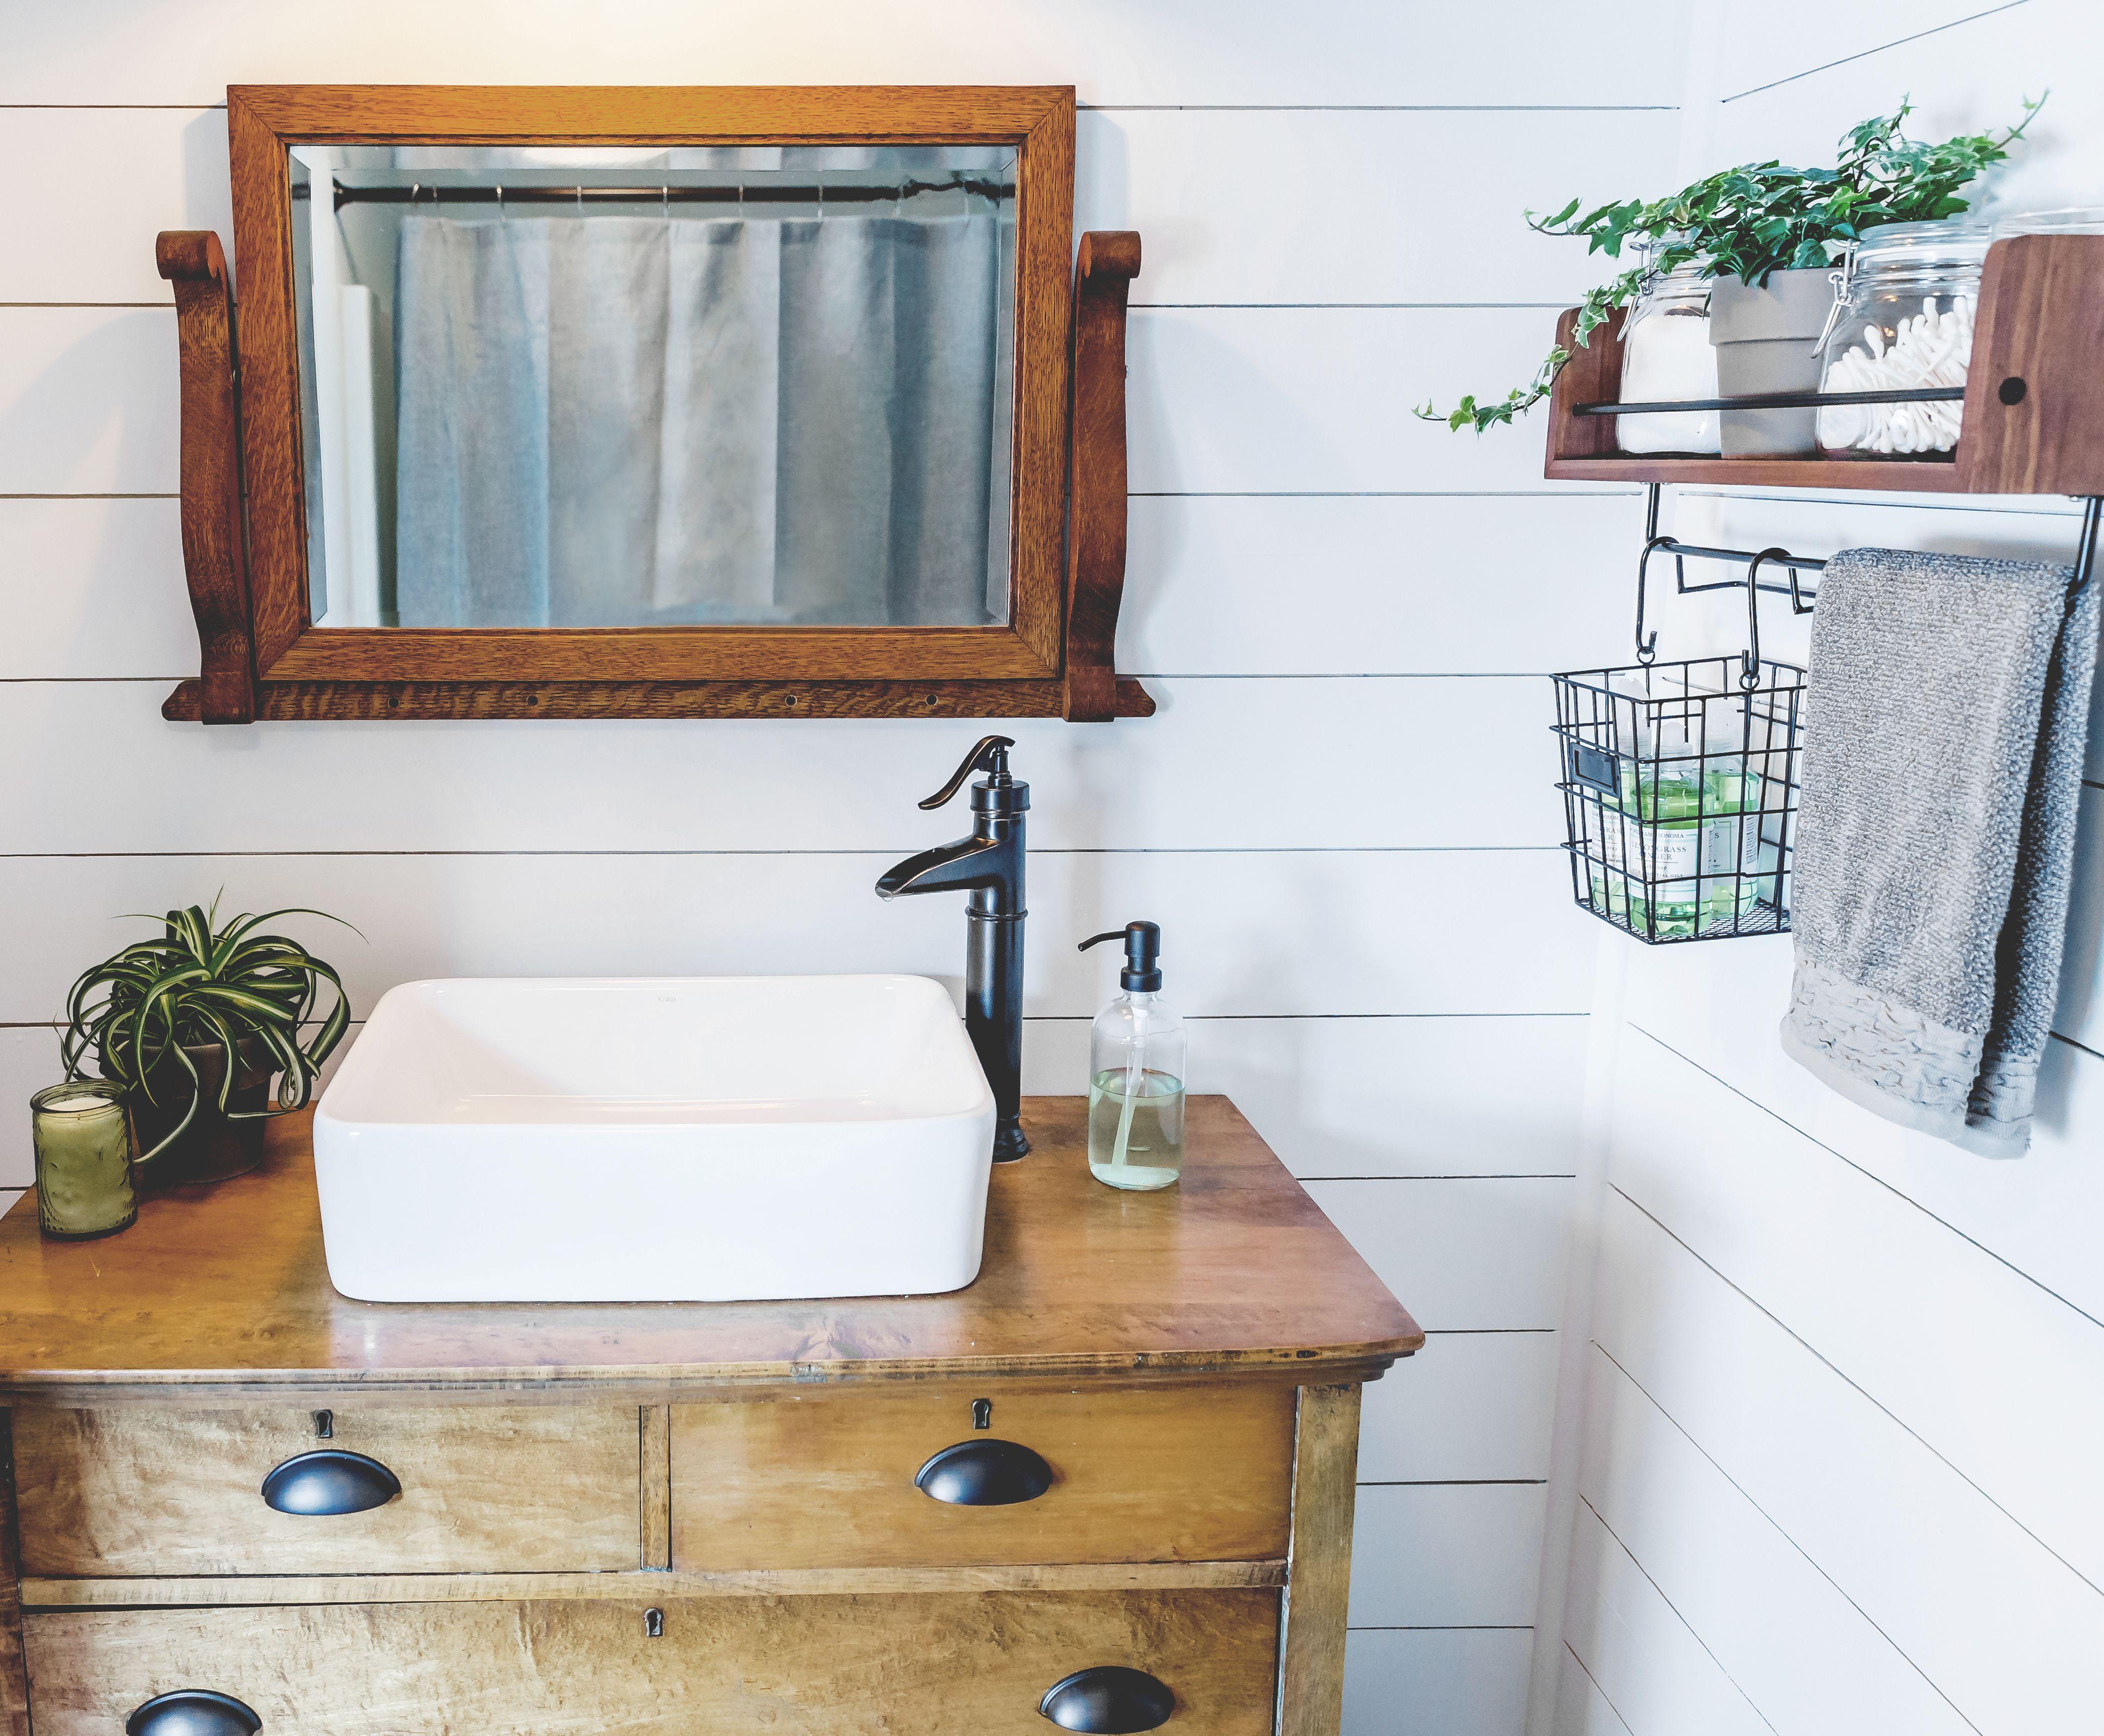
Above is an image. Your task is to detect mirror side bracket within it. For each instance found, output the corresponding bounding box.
[1063,231,1149,724]
[157,229,256,725]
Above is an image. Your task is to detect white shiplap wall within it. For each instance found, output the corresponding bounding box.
[1537,4,2104,1732]
[0,6,1689,1732]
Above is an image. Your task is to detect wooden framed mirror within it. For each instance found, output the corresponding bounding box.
[156,85,1151,724]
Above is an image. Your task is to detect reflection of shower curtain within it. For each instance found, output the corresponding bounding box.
[393,214,1005,628]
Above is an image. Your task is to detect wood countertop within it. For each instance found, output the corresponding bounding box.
[0,1096,1420,1402]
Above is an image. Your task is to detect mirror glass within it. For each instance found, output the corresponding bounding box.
[287,145,1018,631]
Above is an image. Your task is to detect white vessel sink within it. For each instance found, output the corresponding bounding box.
[313,975,996,1303]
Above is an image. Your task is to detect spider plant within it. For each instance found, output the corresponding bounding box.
[61,900,356,1162]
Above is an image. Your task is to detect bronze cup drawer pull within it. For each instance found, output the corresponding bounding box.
[260,1448,402,1516]
[1039,1667,1175,1733]
[126,1690,262,1736]
[913,1438,1054,1506]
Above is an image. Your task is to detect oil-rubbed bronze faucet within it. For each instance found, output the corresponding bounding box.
[875,736,1030,1161]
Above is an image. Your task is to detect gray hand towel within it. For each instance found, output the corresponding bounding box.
[1779,544,2099,1156]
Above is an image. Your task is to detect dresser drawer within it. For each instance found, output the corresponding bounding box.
[13,1405,642,1576]
[671,1382,1295,1569]
[23,1591,1277,1736]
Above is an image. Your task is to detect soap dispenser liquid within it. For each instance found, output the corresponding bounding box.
[1078,921,1187,1190]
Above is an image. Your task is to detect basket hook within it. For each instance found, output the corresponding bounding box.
[1633,483,1666,664]
[1742,548,1796,688]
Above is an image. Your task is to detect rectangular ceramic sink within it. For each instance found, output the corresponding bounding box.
[313,975,996,1303]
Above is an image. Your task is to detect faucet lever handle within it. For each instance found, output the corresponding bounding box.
[918,735,1016,810]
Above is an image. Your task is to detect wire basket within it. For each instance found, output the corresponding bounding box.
[1552,656,1807,944]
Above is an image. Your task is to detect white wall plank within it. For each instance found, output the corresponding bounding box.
[1596,1187,2104,1735]
[11,1015,1556,1193]
[0,849,1596,1028]
[1561,1503,1769,1736]
[1617,930,2104,1335]
[1611,1029,2104,1593]
[1342,1627,1534,1736]
[18,104,1670,312]
[0,303,1596,503]
[1303,1178,1574,1331]
[0,500,195,678]
[1710,1,2104,219]
[0,307,178,494]
[1188,1015,1587,1180]
[1350,1482,1549,1628]
[1024,1013,1586,1180]
[0,679,1569,854]
[1,1029,62,1190]
[0,1,1693,108]
[8,1015,1548,1195]
[1123,493,1641,677]
[1361,1331,1560,1483]
[1128,307,1618,495]
[1077,109,1677,307]
[1712,0,2013,104]
[1550,1644,1633,1736]
[0,109,231,303]
[1,490,1645,683]
[1579,1345,1973,1736]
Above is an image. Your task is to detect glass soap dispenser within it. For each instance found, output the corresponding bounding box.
[1077,921,1187,1190]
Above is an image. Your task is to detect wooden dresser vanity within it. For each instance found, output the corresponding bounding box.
[0,1096,1419,1736]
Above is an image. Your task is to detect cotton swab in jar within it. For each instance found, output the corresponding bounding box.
[1817,295,1973,454]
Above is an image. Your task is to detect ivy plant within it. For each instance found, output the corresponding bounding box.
[1421,98,2042,433]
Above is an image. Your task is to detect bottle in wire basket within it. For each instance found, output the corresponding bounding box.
[1077,921,1187,1190]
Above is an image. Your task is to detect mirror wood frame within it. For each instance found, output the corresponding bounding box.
[157,85,1153,724]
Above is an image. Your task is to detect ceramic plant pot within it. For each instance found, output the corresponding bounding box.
[1708,267,1839,456]
[129,1034,273,1185]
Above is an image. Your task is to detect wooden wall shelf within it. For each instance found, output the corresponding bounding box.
[1544,233,2104,498]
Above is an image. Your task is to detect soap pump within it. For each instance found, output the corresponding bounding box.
[1077,921,1187,1190]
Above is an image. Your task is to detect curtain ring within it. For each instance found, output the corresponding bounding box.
[495,183,505,220]
[816,177,824,222]
[662,184,669,219]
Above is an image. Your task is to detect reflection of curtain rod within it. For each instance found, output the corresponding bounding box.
[292,179,1011,210]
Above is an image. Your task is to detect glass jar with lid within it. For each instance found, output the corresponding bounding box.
[1815,220,1991,458]
[1616,254,1721,455]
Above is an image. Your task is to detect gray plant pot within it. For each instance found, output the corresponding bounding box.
[1708,268,1838,456]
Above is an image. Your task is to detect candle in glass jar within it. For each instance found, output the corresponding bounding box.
[31,1080,137,1238]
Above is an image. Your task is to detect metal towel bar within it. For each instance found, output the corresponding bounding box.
[1632,484,2101,687]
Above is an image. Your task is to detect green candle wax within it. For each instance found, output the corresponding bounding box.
[32,1080,137,1238]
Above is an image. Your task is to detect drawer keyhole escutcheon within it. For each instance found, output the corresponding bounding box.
[914,1438,1054,1506]
[260,1448,402,1516]
[644,1607,664,1639]
[1038,1667,1175,1733]
[972,1397,993,1429]
[313,1409,333,1438]
[126,1690,263,1736]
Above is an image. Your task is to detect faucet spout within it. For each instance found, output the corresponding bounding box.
[874,834,1010,901]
